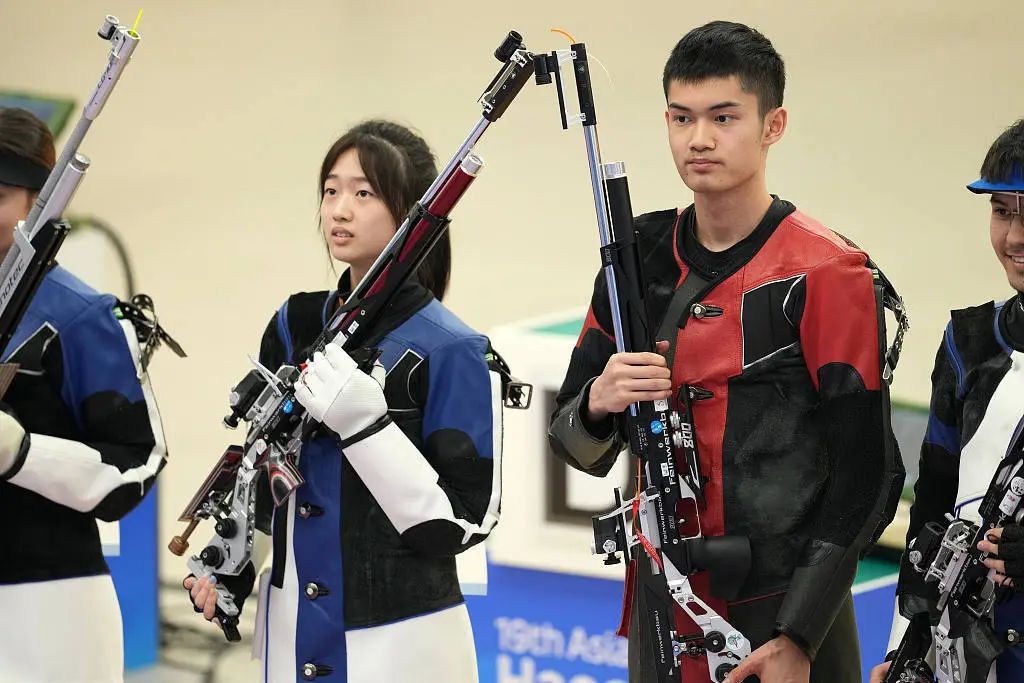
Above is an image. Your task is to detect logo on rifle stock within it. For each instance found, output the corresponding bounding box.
[0,253,27,310]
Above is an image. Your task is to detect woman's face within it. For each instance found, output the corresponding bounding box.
[0,183,33,255]
[320,148,397,275]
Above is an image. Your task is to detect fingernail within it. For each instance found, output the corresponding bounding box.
[208,576,217,585]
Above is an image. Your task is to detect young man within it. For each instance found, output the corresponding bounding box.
[548,21,902,683]
[870,121,1024,683]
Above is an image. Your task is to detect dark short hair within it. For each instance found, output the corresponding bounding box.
[980,119,1024,183]
[319,120,450,301]
[663,21,785,116]
[0,108,56,169]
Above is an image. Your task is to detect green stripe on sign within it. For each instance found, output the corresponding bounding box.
[853,557,899,595]
[531,318,587,336]
[855,557,898,584]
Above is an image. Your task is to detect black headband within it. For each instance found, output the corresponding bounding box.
[0,150,51,191]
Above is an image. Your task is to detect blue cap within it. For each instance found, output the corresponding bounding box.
[967,168,1024,194]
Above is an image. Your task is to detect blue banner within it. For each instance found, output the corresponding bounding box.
[107,487,160,670]
[467,562,898,683]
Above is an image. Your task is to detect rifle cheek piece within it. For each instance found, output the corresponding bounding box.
[688,535,752,602]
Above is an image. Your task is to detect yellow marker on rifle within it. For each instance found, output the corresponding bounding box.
[130,9,143,37]
[551,28,576,44]
[549,28,613,88]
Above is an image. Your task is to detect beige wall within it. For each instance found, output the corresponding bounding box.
[3,0,1023,576]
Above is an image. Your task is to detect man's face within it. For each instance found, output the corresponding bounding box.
[0,183,33,255]
[664,76,785,195]
[989,192,1024,292]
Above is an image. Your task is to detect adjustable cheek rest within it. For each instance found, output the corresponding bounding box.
[688,534,752,601]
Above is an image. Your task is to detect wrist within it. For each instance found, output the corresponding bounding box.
[316,377,388,439]
[772,628,813,662]
[586,380,609,422]
[579,379,616,441]
[338,414,393,449]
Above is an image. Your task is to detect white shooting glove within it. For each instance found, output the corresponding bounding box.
[0,407,28,478]
[293,342,388,443]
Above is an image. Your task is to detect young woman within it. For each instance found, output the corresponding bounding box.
[0,107,168,682]
[186,120,505,683]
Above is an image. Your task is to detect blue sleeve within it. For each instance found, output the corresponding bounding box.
[423,335,496,459]
[414,335,502,554]
[334,333,504,558]
[897,323,963,606]
[60,297,146,423]
[46,297,165,521]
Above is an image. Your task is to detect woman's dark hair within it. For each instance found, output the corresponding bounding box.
[319,120,449,301]
[0,108,56,169]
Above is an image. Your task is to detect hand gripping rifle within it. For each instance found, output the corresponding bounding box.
[0,14,140,358]
[534,42,752,682]
[885,418,1024,683]
[168,32,537,642]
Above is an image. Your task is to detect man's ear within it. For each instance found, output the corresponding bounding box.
[763,106,788,147]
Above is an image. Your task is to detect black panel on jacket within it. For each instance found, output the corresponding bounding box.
[2,329,108,581]
[740,274,804,369]
[1000,294,1024,352]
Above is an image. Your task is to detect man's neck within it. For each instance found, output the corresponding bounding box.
[692,177,774,252]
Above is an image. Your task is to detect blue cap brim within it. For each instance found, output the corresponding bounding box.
[967,170,1024,194]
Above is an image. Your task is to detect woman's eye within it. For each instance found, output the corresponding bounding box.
[994,207,1011,218]
[715,114,733,123]
[356,189,373,198]
[323,188,336,196]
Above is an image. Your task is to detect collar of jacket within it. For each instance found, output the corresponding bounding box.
[676,196,796,283]
[330,268,434,348]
